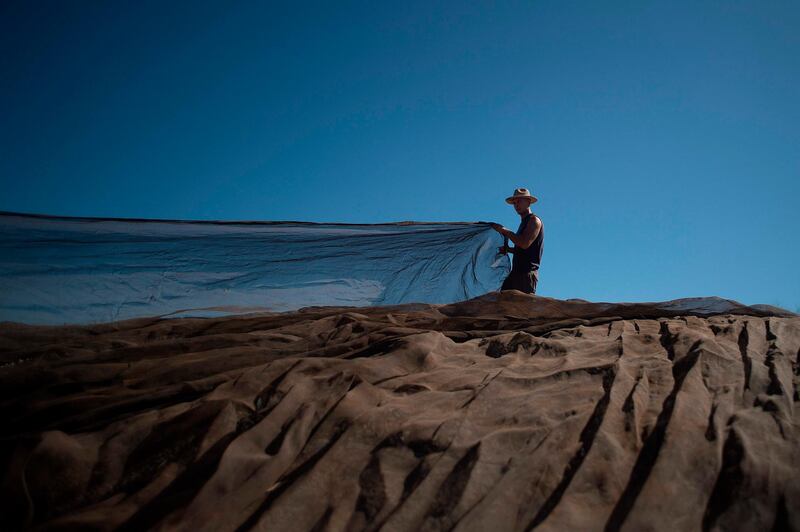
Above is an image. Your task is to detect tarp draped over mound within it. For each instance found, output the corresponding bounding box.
[0,212,510,325]
[1,291,797,530]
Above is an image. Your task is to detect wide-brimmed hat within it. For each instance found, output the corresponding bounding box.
[505,188,538,204]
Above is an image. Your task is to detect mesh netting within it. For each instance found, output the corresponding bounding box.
[0,212,511,325]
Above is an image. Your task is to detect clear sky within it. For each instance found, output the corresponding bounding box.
[2,1,798,309]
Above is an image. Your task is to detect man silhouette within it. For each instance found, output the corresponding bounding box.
[490,188,544,295]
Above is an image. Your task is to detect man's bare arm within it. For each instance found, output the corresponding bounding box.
[504,217,541,249]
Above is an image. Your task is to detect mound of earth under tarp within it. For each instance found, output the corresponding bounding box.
[1,291,798,531]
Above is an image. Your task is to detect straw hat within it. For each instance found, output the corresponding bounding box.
[505,188,538,204]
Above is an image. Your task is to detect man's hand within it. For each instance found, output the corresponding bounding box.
[490,223,508,235]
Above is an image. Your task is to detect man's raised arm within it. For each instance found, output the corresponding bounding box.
[491,218,541,250]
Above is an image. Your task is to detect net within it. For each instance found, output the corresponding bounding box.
[0,212,511,325]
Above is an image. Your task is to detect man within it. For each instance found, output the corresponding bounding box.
[490,188,544,295]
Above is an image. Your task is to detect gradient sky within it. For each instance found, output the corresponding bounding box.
[2,1,798,309]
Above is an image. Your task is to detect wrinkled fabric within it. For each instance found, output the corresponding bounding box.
[0,212,510,325]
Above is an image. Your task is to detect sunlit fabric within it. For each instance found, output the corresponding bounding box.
[0,212,510,325]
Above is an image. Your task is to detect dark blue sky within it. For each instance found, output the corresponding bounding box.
[2,1,798,308]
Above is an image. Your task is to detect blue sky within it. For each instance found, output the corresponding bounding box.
[1,1,798,309]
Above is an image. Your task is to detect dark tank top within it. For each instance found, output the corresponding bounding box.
[511,213,544,272]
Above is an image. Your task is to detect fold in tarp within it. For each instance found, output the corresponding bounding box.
[0,212,511,325]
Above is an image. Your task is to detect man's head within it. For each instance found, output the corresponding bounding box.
[505,188,537,215]
[511,197,532,215]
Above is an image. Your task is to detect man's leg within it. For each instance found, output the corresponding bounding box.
[501,270,538,294]
[528,271,538,294]
[500,272,515,291]
[515,271,537,295]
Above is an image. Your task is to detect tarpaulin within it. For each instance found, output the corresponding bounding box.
[0,212,511,325]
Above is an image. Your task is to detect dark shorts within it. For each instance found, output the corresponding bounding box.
[500,269,538,294]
